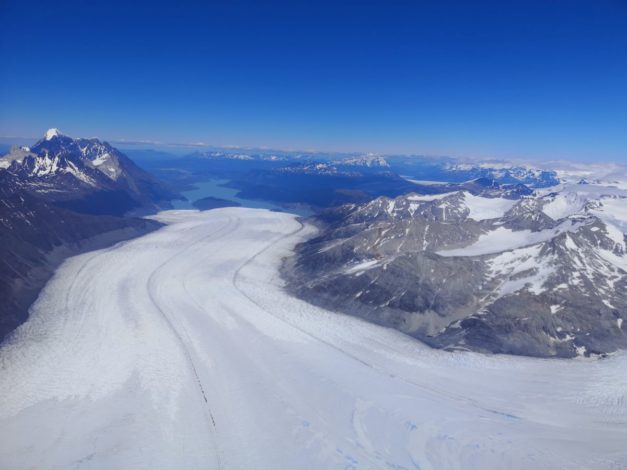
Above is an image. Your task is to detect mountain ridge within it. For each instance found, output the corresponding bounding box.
[284,182,627,357]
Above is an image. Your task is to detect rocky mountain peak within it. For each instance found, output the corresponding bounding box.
[0,129,177,216]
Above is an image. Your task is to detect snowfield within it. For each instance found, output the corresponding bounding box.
[1,207,626,469]
[437,220,583,257]
[406,191,517,221]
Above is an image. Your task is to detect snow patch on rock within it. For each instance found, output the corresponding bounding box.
[44,128,61,140]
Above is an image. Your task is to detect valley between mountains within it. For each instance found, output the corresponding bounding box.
[1,208,626,469]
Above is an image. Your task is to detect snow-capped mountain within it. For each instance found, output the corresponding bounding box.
[0,129,176,215]
[188,150,289,162]
[277,162,347,175]
[443,162,559,186]
[332,154,390,168]
[285,181,627,357]
[384,155,562,189]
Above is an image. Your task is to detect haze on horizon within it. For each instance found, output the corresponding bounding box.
[1,0,626,162]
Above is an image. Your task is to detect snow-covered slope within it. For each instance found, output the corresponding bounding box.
[1,207,625,469]
[403,191,516,220]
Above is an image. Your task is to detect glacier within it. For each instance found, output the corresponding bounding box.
[0,207,626,469]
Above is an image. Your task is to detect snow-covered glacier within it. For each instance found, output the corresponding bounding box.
[1,207,626,469]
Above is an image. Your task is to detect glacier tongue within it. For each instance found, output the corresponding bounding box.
[0,207,626,469]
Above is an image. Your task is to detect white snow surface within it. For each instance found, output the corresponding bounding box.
[438,220,583,257]
[1,207,626,469]
[592,198,627,238]
[541,191,590,220]
[90,152,110,166]
[407,192,456,201]
[345,259,380,274]
[538,183,627,223]
[462,192,517,220]
[406,191,516,220]
[45,128,61,140]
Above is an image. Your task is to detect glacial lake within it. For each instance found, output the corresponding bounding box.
[171,178,312,216]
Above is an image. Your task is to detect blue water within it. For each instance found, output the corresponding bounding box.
[171,178,312,216]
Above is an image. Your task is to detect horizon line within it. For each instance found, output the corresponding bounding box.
[0,132,624,167]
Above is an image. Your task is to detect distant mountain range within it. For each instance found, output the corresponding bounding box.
[181,149,560,186]
[137,146,559,212]
[0,130,176,343]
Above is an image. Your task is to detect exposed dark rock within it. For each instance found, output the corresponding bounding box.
[284,190,627,358]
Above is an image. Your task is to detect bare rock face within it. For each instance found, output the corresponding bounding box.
[285,187,627,358]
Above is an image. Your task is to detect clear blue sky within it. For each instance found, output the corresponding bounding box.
[1,0,626,161]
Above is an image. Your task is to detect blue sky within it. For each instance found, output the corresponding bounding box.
[1,0,626,161]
